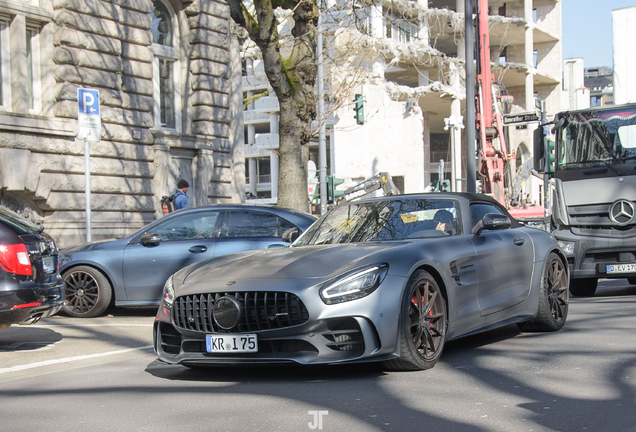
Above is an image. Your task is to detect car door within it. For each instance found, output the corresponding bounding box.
[213,210,296,257]
[470,203,534,317]
[121,211,221,302]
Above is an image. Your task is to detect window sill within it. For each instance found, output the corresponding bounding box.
[0,111,76,136]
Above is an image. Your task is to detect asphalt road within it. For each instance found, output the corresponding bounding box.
[1,280,636,432]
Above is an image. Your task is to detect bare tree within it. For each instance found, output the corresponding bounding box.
[228,0,319,212]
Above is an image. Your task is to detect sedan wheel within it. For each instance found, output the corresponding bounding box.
[518,252,568,332]
[62,266,112,318]
[385,270,447,371]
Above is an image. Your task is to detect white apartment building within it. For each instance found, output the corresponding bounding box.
[242,0,562,206]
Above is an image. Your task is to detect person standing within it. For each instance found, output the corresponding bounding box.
[174,179,190,209]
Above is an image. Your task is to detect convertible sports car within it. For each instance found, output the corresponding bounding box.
[154,193,569,370]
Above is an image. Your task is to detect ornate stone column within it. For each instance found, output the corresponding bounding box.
[153,143,171,214]
[195,149,214,205]
[229,25,246,202]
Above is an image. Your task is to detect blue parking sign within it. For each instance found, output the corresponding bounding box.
[78,89,100,115]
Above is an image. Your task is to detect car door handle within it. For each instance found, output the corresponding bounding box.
[188,245,207,253]
[514,237,525,246]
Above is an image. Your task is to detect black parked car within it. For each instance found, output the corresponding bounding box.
[59,205,317,318]
[0,206,65,330]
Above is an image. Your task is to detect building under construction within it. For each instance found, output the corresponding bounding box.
[242,0,562,205]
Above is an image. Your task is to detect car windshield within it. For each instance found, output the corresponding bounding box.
[294,198,461,245]
[558,107,636,170]
[0,205,42,234]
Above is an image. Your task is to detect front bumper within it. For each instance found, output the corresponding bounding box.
[0,279,66,326]
[554,228,636,280]
[153,275,406,366]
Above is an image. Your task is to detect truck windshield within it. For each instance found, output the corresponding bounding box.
[558,107,636,170]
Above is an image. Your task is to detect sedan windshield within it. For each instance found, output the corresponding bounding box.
[295,199,461,245]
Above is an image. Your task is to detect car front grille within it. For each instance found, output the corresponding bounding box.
[173,292,309,333]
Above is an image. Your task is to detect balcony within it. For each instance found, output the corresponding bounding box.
[242,75,269,91]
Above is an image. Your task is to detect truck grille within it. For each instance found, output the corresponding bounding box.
[568,202,636,238]
[173,292,309,333]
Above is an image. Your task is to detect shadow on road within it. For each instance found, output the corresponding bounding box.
[0,327,63,352]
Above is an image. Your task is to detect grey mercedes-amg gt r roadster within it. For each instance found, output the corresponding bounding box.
[154,193,569,371]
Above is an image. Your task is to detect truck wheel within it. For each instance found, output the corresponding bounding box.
[62,266,112,318]
[569,278,597,297]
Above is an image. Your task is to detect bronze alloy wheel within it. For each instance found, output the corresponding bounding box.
[518,252,569,332]
[386,269,447,371]
[546,256,569,324]
[409,275,447,362]
[62,266,112,318]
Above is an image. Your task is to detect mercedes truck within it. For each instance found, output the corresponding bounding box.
[534,103,636,296]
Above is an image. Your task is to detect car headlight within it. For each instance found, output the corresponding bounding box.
[558,241,575,255]
[162,275,175,309]
[320,264,389,305]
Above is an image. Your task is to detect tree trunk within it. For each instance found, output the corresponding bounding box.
[277,100,309,210]
[227,0,318,213]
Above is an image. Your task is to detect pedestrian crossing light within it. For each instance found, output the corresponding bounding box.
[326,176,345,204]
[353,94,364,125]
[547,139,555,173]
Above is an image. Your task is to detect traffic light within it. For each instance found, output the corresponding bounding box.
[353,94,364,125]
[326,176,345,204]
[440,179,451,192]
[547,139,555,173]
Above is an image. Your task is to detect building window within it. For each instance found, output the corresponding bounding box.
[26,25,41,113]
[149,0,181,131]
[532,8,537,23]
[0,21,10,109]
[533,50,538,68]
[383,15,418,43]
[257,157,271,184]
[498,47,507,64]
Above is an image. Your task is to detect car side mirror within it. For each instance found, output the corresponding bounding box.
[282,227,300,244]
[475,214,511,235]
[140,232,161,246]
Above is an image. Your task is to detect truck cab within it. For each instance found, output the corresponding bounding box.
[535,103,636,296]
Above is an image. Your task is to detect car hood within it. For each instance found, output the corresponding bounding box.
[60,237,129,254]
[177,242,411,293]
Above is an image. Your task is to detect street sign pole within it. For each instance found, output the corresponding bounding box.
[84,136,91,241]
[77,88,101,242]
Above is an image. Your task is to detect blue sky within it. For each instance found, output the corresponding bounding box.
[562,0,636,68]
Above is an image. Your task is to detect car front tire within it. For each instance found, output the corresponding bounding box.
[62,266,112,318]
[385,269,447,371]
[518,252,569,332]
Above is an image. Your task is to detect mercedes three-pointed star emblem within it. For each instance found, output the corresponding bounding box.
[609,200,635,226]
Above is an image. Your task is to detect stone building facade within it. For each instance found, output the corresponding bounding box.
[0,0,244,248]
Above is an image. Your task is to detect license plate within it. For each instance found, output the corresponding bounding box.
[206,334,257,353]
[606,263,636,274]
[42,256,55,274]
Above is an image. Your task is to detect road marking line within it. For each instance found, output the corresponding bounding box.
[0,345,153,374]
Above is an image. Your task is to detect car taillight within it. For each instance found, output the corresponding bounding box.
[0,243,33,276]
